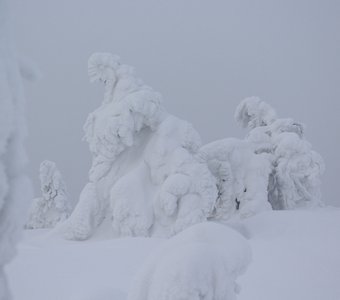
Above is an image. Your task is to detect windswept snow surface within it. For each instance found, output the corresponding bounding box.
[5,209,340,300]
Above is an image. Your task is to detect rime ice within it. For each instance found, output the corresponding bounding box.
[64,53,217,240]
[235,97,324,209]
[26,160,71,229]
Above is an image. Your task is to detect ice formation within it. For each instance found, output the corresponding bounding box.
[127,222,252,300]
[26,160,71,229]
[63,55,325,240]
[199,138,272,220]
[0,0,32,298]
[235,97,324,209]
[64,53,217,240]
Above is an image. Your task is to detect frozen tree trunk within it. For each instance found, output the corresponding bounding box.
[0,0,32,299]
[26,160,71,229]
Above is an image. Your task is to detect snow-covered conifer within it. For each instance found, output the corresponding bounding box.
[0,0,32,298]
[26,160,70,229]
[63,53,217,240]
[235,97,324,209]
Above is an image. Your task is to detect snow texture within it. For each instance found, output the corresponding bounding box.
[64,53,217,240]
[128,222,251,300]
[26,160,71,229]
[235,97,324,210]
[6,209,340,300]
[0,1,32,298]
[198,138,272,220]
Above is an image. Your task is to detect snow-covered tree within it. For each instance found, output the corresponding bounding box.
[0,0,32,298]
[63,53,217,240]
[199,138,272,220]
[235,97,324,209]
[26,160,70,229]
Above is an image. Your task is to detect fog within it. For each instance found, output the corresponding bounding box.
[11,0,340,205]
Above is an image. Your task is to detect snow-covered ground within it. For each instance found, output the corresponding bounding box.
[5,208,340,300]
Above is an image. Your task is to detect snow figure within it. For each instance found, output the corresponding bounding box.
[198,138,272,220]
[26,160,71,229]
[235,97,324,209]
[0,0,32,298]
[64,53,217,240]
[127,222,251,300]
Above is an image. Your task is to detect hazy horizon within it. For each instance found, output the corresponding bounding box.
[11,0,340,205]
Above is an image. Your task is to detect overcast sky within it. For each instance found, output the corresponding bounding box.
[10,0,340,205]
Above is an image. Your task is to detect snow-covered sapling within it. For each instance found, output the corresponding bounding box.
[26,160,71,229]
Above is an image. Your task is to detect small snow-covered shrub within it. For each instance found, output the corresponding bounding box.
[199,138,272,220]
[235,97,324,209]
[26,160,70,229]
[127,222,251,300]
[64,53,217,240]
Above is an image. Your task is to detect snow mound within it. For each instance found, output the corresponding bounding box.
[128,222,252,300]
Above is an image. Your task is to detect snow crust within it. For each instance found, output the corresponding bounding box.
[26,160,71,229]
[128,222,251,300]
